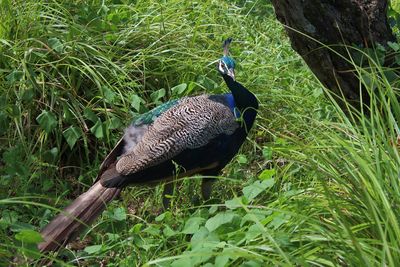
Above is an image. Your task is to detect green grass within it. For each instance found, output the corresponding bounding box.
[1,0,400,266]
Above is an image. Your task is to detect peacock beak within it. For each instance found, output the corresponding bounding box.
[227,68,235,81]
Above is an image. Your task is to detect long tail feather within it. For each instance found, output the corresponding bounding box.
[38,181,121,252]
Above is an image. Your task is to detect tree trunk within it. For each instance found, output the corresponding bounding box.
[270,0,396,109]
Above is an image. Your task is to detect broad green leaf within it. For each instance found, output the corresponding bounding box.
[63,126,81,149]
[258,169,275,180]
[112,207,126,221]
[186,82,197,95]
[205,211,235,232]
[163,225,176,237]
[245,224,262,241]
[191,227,220,251]
[83,108,98,123]
[383,70,398,84]
[143,225,161,236]
[182,217,205,234]
[225,197,243,210]
[150,88,166,102]
[190,226,209,244]
[215,255,230,267]
[269,213,291,230]
[275,232,291,246]
[48,37,64,53]
[189,247,214,265]
[197,76,218,90]
[171,257,192,267]
[2,145,30,178]
[22,88,34,102]
[155,212,166,222]
[6,70,23,84]
[10,222,35,232]
[84,244,102,254]
[130,94,142,112]
[36,110,57,134]
[62,104,74,123]
[243,179,274,201]
[0,210,18,228]
[262,146,272,160]
[237,154,248,164]
[171,83,187,96]
[42,147,59,163]
[130,223,143,234]
[102,86,116,103]
[106,116,122,130]
[155,211,171,222]
[15,230,43,244]
[242,260,263,267]
[392,1,400,13]
[241,209,272,227]
[90,120,104,139]
[209,205,218,214]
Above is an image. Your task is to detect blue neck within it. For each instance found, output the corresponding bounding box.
[224,93,241,119]
[223,74,258,130]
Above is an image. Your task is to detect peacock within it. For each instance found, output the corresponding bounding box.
[38,38,258,252]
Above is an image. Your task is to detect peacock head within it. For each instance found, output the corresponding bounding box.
[217,38,236,80]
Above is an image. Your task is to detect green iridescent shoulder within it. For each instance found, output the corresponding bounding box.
[132,98,180,126]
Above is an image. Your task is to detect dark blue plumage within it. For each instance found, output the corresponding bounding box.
[222,93,241,119]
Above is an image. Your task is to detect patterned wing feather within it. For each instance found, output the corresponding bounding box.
[96,137,125,181]
[96,98,181,179]
[116,95,238,175]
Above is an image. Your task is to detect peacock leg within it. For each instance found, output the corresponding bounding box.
[162,181,174,209]
[200,168,220,200]
[201,179,214,200]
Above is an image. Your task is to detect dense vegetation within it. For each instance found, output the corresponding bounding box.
[1,0,400,266]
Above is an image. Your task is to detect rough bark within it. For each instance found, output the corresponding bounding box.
[271,0,396,108]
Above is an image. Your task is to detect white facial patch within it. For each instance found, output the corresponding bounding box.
[218,60,227,74]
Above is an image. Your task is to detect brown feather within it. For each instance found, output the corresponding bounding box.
[38,125,147,253]
[38,176,121,252]
[96,138,125,181]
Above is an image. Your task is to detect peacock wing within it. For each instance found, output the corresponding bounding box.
[115,95,238,176]
[96,99,182,180]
